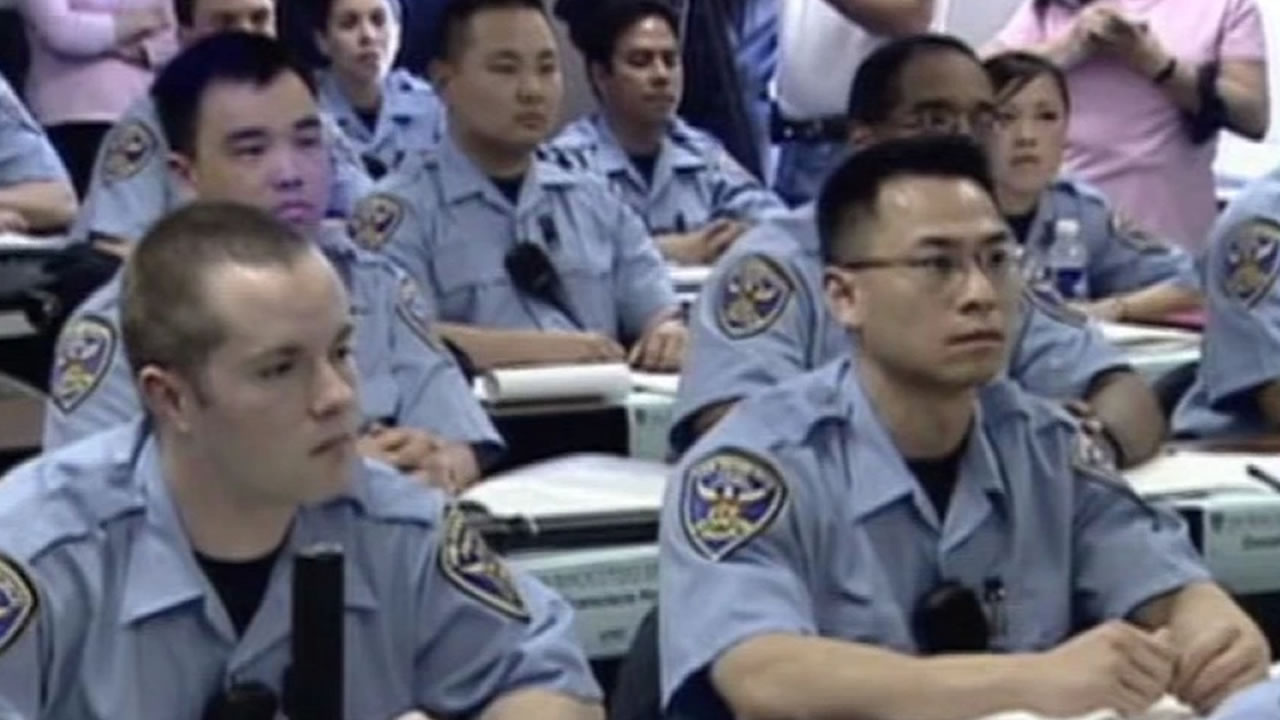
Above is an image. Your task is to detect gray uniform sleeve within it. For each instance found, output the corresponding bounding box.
[414,512,601,715]
[1082,198,1197,296]
[353,186,436,298]
[1008,290,1130,400]
[671,248,819,452]
[706,146,785,223]
[0,80,67,184]
[1070,430,1211,621]
[1208,679,1280,719]
[76,113,169,243]
[659,441,820,712]
[42,313,141,450]
[387,271,503,456]
[604,188,679,340]
[1199,216,1280,411]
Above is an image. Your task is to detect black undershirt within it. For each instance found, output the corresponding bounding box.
[196,547,282,636]
[629,153,658,185]
[1006,210,1037,246]
[490,175,524,205]
[905,441,966,521]
[355,107,380,134]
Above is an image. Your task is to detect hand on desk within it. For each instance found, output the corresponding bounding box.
[656,219,746,266]
[522,331,626,366]
[629,318,686,372]
[1169,613,1270,714]
[0,209,29,233]
[358,427,481,493]
[1018,622,1176,718]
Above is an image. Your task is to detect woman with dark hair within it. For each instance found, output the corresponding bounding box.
[313,0,443,178]
[988,0,1269,253]
[985,50,1200,323]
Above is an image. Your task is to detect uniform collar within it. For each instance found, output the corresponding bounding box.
[437,133,571,214]
[837,362,1008,538]
[120,433,380,642]
[590,113,705,184]
[381,69,436,126]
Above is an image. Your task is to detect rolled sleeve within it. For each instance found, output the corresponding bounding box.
[0,85,67,184]
[1221,0,1267,62]
[42,310,141,451]
[76,107,170,243]
[1072,469,1212,622]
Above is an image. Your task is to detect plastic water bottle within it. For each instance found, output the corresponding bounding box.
[1046,218,1087,300]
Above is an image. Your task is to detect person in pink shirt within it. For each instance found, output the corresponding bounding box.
[19,0,177,196]
[989,0,1270,253]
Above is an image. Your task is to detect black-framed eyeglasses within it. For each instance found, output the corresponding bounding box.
[890,104,998,138]
[831,243,1023,296]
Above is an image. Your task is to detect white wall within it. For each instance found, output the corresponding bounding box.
[939,0,1025,46]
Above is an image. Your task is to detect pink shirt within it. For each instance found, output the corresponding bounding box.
[20,0,177,126]
[997,0,1267,252]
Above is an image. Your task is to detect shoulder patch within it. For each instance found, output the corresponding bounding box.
[51,316,117,414]
[681,450,789,561]
[439,511,529,620]
[716,254,795,339]
[1222,218,1280,307]
[395,275,443,353]
[349,193,404,251]
[0,555,37,654]
[102,120,158,183]
[1023,283,1087,328]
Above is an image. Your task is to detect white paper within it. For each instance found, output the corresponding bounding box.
[1097,322,1200,350]
[668,265,712,289]
[979,695,1195,720]
[463,453,669,518]
[631,371,679,395]
[0,233,71,253]
[1125,450,1278,498]
[474,363,632,404]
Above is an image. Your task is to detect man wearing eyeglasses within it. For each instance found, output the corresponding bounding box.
[671,33,1167,470]
[659,136,1268,720]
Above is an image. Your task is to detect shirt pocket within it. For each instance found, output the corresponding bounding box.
[429,237,513,322]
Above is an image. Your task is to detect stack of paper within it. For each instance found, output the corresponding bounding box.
[1124,450,1279,498]
[462,453,669,518]
[0,233,70,253]
[631,371,679,395]
[979,695,1194,720]
[474,363,632,404]
[668,265,712,290]
[1097,322,1200,352]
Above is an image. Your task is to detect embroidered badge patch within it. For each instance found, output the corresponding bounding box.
[716,254,794,339]
[103,120,158,183]
[682,450,788,561]
[1222,218,1280,307]
[395,275,443,353]
[50,316,117,414]
[0,555,36,654]
[349,194,404,251]
[1023,283,1087,328]
[439,511,529,620]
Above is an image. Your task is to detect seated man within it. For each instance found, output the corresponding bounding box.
[0,202,603,719]
[70,0,371,256]
[0,75,76,232]
[1173,165,1280,438]
[673,33,1167,467]
[550,0,783,266]
[45,34,499,491]
[660,136,1269,720]
[351,0,685,372]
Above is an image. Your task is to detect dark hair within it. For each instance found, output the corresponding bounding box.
[122,202,313,380]
[846,33,978,124]
[152,32,316,157]
[310,0,403,33]
[984,50,1070,111]
[429,0,549,63]
[818,136,996,263]
[174,0,196,26]
[559,0,679,70]
[1033,0,1097,15]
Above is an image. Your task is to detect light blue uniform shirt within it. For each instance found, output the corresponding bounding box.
[350,135,678,340]
[43,225,501,457]
[71,95,373,245]
[660,359,1210,715]
[671,204,1132,452]
[1018,178,1196,298]
[1173,168,1280,438]
[0,77,68,186]
[316,68,444,180]
[549,113,783,234]
[0,423,600,719]
[1210,678,1280,719]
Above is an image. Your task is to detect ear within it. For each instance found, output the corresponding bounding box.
[588,61,609,97]
[137,366,197,435]
[427,58,452,91]
[823,268,865,331]
[314,30,333,62]
[847,123,873,151]
[167,153,197,200]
